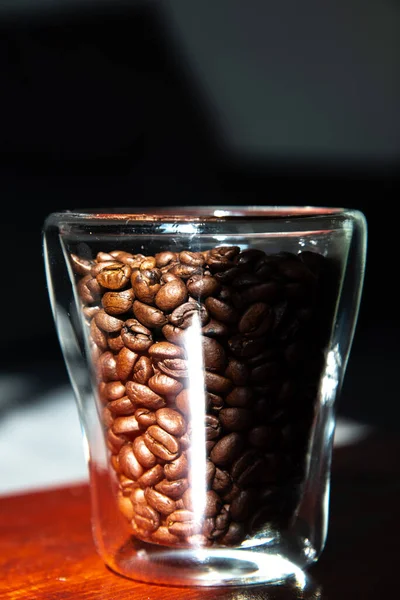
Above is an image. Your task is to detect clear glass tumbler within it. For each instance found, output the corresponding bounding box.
[42,206,366,587]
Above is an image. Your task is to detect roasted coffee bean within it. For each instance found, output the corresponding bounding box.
[145,487,177,516]
[205,372,233,395]
[78,274,101,304]
[155,408,187,437]
[130,269,160,304]
[119,443,144,479]
[206,246,240,271]
[161,324,187,345]
[149,373,183,397]
[206,460,216,487]
[119,474,136,496]
[94,309,124,333]
[107,428,128,453]
[151,526,181,546]
[155,251,178,268]
[98,351,118,382]
[116,347,138,381]
[96,252,116,262]
[107,332,125,353]
[167,509,201,537]
[169,263,203,279]
[235,248,266,267]
[214,267,242,285]
[121,319,153,352]
[205,490,223,518]
[278,258,314,282]
[95,261,131,290]
[137,464,164,488]
[155,279,188,312]
[230,490,255,521]
[103,381,125,401]
[219,408,252,432]
[250,362,282,384]
[70,253,94,276]
[109,250,137,267]
[90,318,108,350]
[210,433,244,467]
[231,450,268,487]
[132,356,153,385]
[238,302,273,337]
[179,250,205,267]
[202,337,227,373]
[112,415,140,436]
[102,406,114,428]
[222,483,241,503]
[155,478,189,500]
[201,319,230,338]
[205,415,222,440]
[108,396,135,416]
[148,341,185,361]
[228,335,265,358]
[220,522,246,545]
[225,387,253,408]
[133,301,168,328]
[132,500,161,532]
[175,389,190,415]
[117,490,134,521]
[249,426,282,450]
[158,358,188,380]
[231,273,260,288]
[205,297,238,324]
[83,306,100,320]
[144,425,180,461]
[126,381,166,410]
[164,453,188,480]
[212,468,232,494]
[187,274,220,299]
[210,505,230,539]
[224,359,249,386]
[206,392,224,412]
[239,282,280,306]
[132,436,157,469]
[169,301,209,329]
[135,407,157,429]
[179,431,191,451]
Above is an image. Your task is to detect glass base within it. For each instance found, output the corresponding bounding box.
[108,536,317,587]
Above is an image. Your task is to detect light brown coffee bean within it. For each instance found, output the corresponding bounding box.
[97,351,118,382]
[155,279,188,312]
[144,425,180,461]
[90,318,108,350]
[132,436,158,469]
[132,501,161,533]
[126,381,166,410]
[169,301,209,329]
[102,406,114,428]
[133,300,168,328]
[148,342,185,360]
[121,319,153,352]
[134,407,157,429]
[108,396,135,416]
[103,381,126,401]
[78,275,101,304]
[155,478,189,500]
[133,356,154,385]
[95,261,131,290]
[70,253,95,276]
[137,464,164,488]
[149,373,183,397]
[112,415,140,436]
[151,526,181,545]
[175,389,190,415]
[155,408,187,437]
[119,443,144,480]
[102,288,134,315]
[94,309,124,333]
[131,269,161,303]
[164,453,188,480]
[145,488,177,516]
[158,358,188,380]
[116,347,138,381]
[106,428,128,453]
[161,324,186,345]
[107,332,125,352]
[117,490,134,520]
[109,250,137,266]
[155,251,178,268]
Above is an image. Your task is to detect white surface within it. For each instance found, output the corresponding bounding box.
[0,378,372,496]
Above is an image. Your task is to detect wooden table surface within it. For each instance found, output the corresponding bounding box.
[1,434,399,600]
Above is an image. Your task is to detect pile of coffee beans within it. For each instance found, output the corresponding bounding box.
[71,245,335,548]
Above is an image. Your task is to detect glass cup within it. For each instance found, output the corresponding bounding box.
[42,206,367,587]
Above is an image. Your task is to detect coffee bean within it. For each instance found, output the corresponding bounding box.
[144,425,180,461]
[116,347,138,381]
[205,297,238,324]
[137,464,164,488]
[102,406,114,428]
[133,356,154,385]
[206,246,240,271]
[205,372,233,395]
[132,436,157,469]
[187,274,220,299]
[155,279,188,312]
[83,306,100,320]
[155,408,187,437]
[117,491,134,521]
[212,468,232,494]
[119,443,144,479]
[130,269,160,304]
[95,261,131,290]
[106,428,128,453]
[148,341,185,360]
[164,453,188,481]
[107,332,125,353]
[231,452,267,487]
[210,433,244,467]
[167,509,200,536]
[112,415,140,436]
[224,359,249,386]
[207,392,224,412]
[169,301,209,329]
[90,318,108,350]
[205,415,222,440]
[78,274,101,304]
[155,251,178,268]
[225,387,253,408]
[109,250,137,267]
[131,499,161,532]
[121,319,153,352]
[239,282,280,306]
[140,257,157,270]
[230,490,255,521]
[133,301,168,328]
[118,473,136,495]
[219,408,252,432]
[202,337,227,373]
[235,248,266,267]
[228,335,265,358]
[155,478,189,500]
[145,487,177,516]
[175,389,190,415]
[151,526,181,545]
[158,358,188,380]
[161,324,186,345]
[94,309,124,333]
[103,381,125,401]
[97,351,118,382]
[134,408,157,429]
[210,505,230,539]
[238,302,272,336]
[126,381,166,410]
[222,483,241,503]
[70,253,95,276]
[220,521,246,545]
[149,373,183,397]
[201,319,230,338]
[206,460,216,487]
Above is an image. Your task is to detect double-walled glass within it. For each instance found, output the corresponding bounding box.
[43,207,366,587]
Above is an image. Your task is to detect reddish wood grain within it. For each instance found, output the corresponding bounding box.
[0,435,399,600]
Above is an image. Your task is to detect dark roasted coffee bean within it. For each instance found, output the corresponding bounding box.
[112,415,140,436]
[222,483,241,503]
[228,335,265,358]
[205,297,238,324]
[148,341,185,360]
[205,490,223,518]
[70,253,95,276]
[155,251,178,268]
[250,362,282,384]
[220,521,246,545]
[133,300,168,328]
[132,435,157,469]
[148,373,183,397]
[217,286,234,303]
[161,324,187,345]
[135,407,157,429]
[155,279,188,312]
[145,487,177,516]
[205,372,233,395]
[231,451,268,487]
[210,505,230,539]
[98,351,118,382]
[94,309,124,333]
[205,414,221,440]
[144,425,180,461]
[126,381,166,410]
[167,509,200,537]
[219,408,252,432]
[238,302,273,337]
[206,392,224,412]
[169,263,202,279]
[206,440,216,455]
[201,319,230,338]
[155,408,187,437]
[109,396,135,416]
[133,356,153,385]
[202,337,227,373]
[95,261,131,290]
[248,426,281,450]
[116,347,138,381]
[158,358,188,380]
[169,301,209,329]
[118,443,144,479]
[239,282,280,306]
[137,464,164,488]
[235,248,266,267]
[155,478,189,500]
[214,267,241,284]
[224,359,249,386]
[90,318,108,350]
[121,319,153,352]
[212,468,232,494]
[187,274,220,299]
[164,453,188,480]
[206,460,216,487]
[230,490,255,521]
[278,258,314,282]
[130,269,161,303]
[210,433,244,467]
[179,251,205,267]
[206,246,240,271]
[225,387,253,408]
[230,449,257,480]
[231,273,260,288]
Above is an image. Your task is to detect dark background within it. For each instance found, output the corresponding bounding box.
[0,0,399,431]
